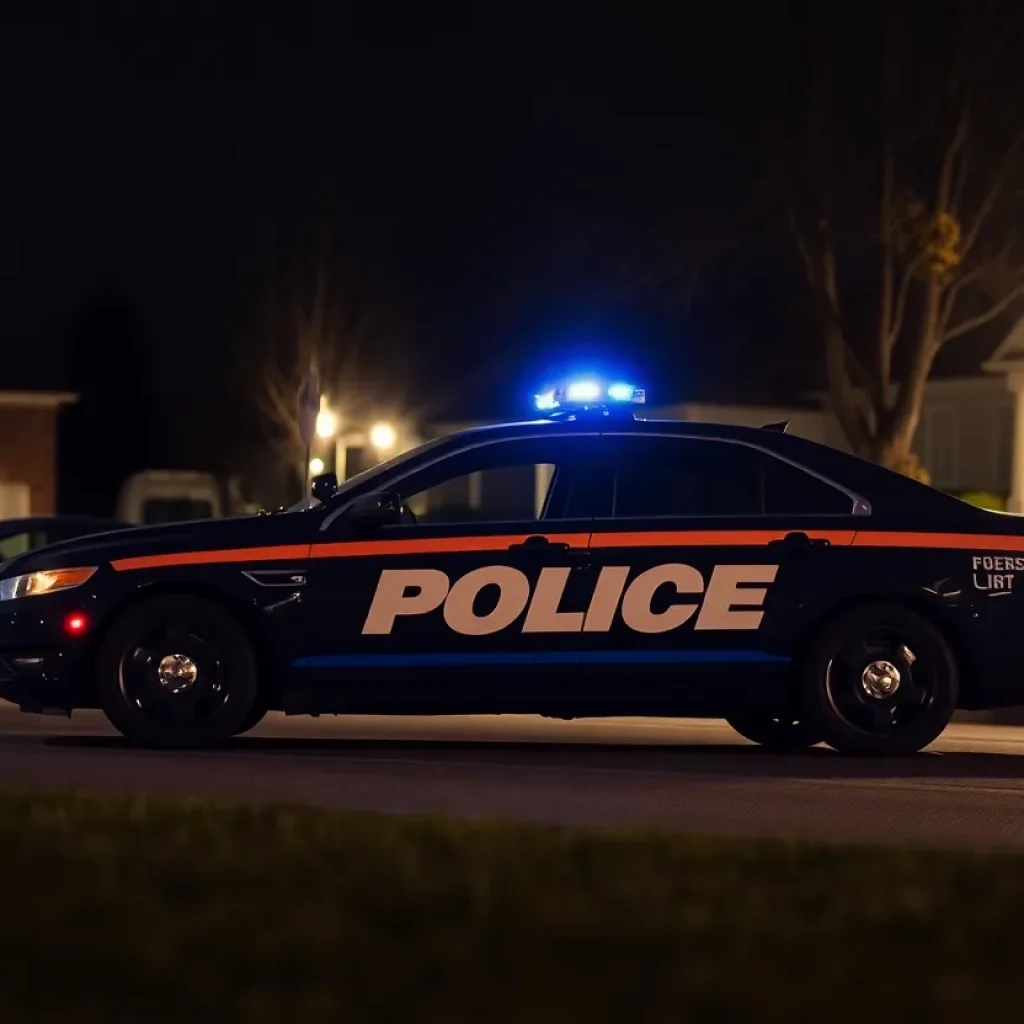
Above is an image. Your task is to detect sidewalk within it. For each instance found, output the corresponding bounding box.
[954,709,1024,726]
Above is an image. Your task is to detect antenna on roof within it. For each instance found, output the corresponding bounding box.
[761,420,790,432]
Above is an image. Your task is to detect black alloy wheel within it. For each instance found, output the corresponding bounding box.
[95,594,260,749]
[801,603,958,756]
[725,714,823,751]
[233,704,269,736]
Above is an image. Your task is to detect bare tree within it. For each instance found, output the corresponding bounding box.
[252,253,410,483]
[760,4,1024,478]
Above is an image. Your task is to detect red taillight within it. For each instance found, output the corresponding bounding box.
[64,613,88,636]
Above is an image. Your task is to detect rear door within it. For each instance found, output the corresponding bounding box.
[580,433,863,716]
[293,432,608,714]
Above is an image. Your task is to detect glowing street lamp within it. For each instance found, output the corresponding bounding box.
[369,421,397,453]
[315,407,338,439]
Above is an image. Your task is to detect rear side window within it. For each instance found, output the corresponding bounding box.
[610,436,853,518]
[761,454,852,515]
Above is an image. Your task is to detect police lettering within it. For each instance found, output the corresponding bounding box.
[972,555,1024,573]
[361,563,779,635]
[970,554,1023,596]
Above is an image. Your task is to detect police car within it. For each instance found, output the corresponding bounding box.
[0,379,1018,755]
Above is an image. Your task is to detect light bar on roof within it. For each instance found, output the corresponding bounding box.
[533,378,645,412]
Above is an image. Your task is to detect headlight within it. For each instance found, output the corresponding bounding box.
[0,567,98,601]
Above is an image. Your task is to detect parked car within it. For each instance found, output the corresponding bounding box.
[0,516,127,562]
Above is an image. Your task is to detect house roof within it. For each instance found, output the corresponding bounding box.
[0,342,74,394]
[932,308,1022,378]
[0,391,77,409]
[982,314,1024,373]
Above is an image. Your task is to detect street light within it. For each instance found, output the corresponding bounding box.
[315,408,338,439]
[369,421,397,452]
[309,457,325,476]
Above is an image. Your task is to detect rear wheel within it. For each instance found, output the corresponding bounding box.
[801,603,958,756]
[95,594,260,749]
[233,705,268,736]
[725,714,822,751]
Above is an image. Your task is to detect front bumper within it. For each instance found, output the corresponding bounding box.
[0,600,96,713]
[0,650,87,713]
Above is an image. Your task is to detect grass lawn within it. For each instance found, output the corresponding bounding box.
[0,788,1019,1022]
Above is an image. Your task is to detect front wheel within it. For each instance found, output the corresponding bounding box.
[800,603,958,757]
[95,594,260,749]
[725,714,822,751]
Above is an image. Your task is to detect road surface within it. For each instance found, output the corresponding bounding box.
[4,705,1024,847]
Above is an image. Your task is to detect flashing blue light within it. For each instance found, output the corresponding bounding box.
[533,377,646,412]
[566,380,602,402]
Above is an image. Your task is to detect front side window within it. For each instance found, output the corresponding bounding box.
[610,436,854,518]
[384,435,605,525]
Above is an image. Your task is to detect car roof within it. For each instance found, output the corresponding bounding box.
[448,415,777,440]
[438,414,967,517]
[441,414,829,452]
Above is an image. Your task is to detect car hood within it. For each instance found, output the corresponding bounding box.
[0,511,321,577]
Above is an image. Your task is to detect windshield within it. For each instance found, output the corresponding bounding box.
[283,435,451,512]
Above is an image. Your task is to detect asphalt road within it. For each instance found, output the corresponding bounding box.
[5,705,1024,847]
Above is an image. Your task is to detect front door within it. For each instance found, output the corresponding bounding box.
[290,432,606,715]
[580,433,861,717]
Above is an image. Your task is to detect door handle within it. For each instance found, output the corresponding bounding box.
[768,532,829,549]
[507,535,571,552]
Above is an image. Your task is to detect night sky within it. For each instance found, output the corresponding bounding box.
[4,2,943,504]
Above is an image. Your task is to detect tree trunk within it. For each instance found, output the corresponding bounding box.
[863,282,943,482]
[864,430,915,472]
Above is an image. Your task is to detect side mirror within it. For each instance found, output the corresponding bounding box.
[310,472,338,505]
[345,490,404,530]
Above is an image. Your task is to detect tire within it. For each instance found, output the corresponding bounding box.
[95,594,260,749]
[726,714,822,751]
[233,705,268,736]
[800,603,958,757]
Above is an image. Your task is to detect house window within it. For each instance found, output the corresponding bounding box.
[0,482,30,519]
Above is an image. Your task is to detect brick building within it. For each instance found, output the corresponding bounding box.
[0,391,76,516]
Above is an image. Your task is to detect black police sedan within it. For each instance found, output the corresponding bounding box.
[0,396,1018,755]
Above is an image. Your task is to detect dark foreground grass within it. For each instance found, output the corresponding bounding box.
[0,793,1022,1024]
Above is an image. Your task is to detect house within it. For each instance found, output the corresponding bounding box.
[0,391,77,516]
[654,316,1024,508]
[651,381,1015,503]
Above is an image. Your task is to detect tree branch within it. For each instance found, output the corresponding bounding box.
[883,283,944,446]
[875,12,901,407]
[943,277,1024,341]
[877,244,895,404]
[936,103,970,214]
[887,253,926,353]
[959,126,1024,261]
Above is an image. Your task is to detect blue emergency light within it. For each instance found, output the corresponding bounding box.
[534,378,646,413]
